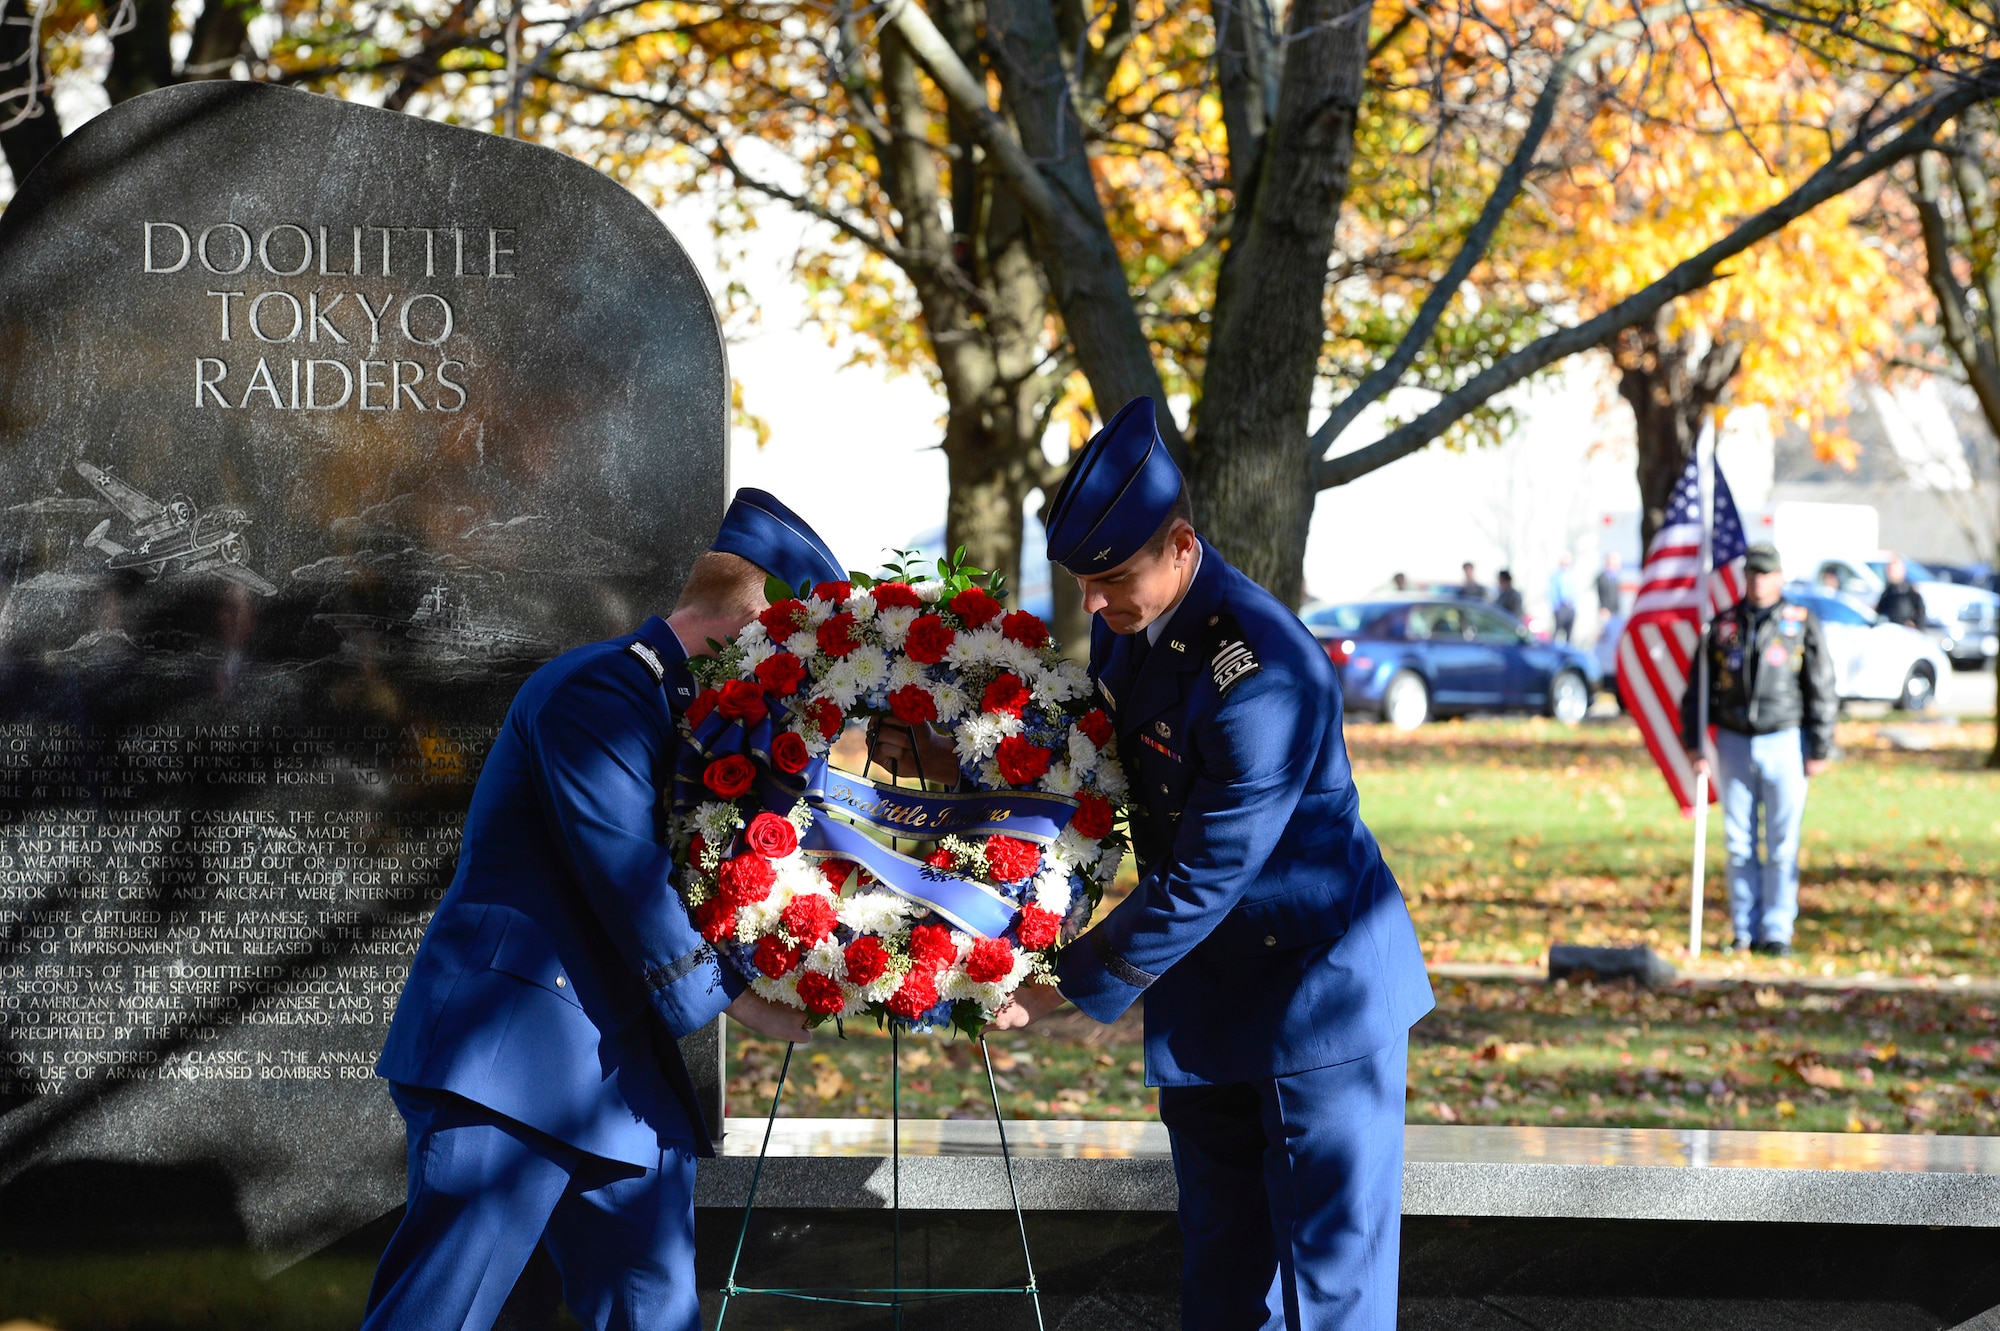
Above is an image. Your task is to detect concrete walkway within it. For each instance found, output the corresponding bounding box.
[1429,960,2000,996]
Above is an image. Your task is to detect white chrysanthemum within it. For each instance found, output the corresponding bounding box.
[913,580,946,602]
[773,858,825,896]
[932,683,970,723]
[847,645,889,692]
[839,890,920,936]
[1049,826,1096,872]
[751,974,805,1009]
[736,891,787,940]
[955,713,1008,764]
[938,945,1034,1012]
[1095,842,1125,882]
[738,635,778,672]
[1041,761,1082,797]
[1067,728,1100,771]
[1033,867,1074,917]
[842,592,877,621]
[976,758,1007,789]
[1093,759,1129,799]
[785,630,818,658]
[945,626,1005,669]
[876,606,919,649]
[799,597,833,627]
[819,661,862,709]
[692,801,742,848]
[736,621,769,648]
[861,968,904,1004]
[887,655,928,691]
[1048,660,1092,699]
[803,937,847,978]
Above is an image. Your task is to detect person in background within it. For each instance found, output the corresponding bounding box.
[1818,568,1843,594]
[1457,562,1487,601]
[1594,553,1623,625]
[1391,572,1410,592]
[1876,556,1928,630]
[1546,552,1578,641]
[1495,570,1525,618]
[1682,543,1836,959]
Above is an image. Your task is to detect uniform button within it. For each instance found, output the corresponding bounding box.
[1159,783,1169,794]
[1263,935,1278,948]
[555,975,566,988]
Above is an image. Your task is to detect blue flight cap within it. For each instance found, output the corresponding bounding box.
[711,488,844,592]
[1045,398,1185,576]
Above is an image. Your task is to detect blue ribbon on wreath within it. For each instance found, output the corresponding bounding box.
[675,697,1078,939]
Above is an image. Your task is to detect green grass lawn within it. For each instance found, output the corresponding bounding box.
[733,712,2000,1133]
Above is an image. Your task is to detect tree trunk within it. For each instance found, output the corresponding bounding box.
[1189,0,1370,605]
[105,0,177,103]
[1607,313,1744,550]
[0,5,62,183]
[184,0,249,78]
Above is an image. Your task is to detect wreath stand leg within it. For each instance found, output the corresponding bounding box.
[713,1026,1046,1329]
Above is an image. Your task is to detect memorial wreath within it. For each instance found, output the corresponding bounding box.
[671,550,1128,1035]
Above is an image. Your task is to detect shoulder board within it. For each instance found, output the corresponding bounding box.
[1205,611,1261,697]
[1781,605,1809,621]
[625,639,667,684]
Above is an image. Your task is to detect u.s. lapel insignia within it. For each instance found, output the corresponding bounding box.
[1154,720,1172,739]
[1169,639,1186,654]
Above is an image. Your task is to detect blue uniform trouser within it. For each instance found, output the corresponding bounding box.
[362,1083,699,1331]
[1158,1037,1407,1331]
[1714,726,1809,947]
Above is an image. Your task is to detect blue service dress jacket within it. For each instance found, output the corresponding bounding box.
[1054,540,1434,1086]
[377,616,742,1165]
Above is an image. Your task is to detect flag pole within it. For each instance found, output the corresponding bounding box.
[1689,414,1717,961]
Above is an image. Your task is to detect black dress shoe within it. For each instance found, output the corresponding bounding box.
[1751,941,1792,958]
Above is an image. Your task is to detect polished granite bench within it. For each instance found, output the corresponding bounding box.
[692,1120,2000,1329]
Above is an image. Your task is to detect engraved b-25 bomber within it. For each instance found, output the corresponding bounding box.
[75,460,279,596]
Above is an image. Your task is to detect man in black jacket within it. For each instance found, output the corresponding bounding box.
[1683,544,1837,957]
[1876,556,1928,630]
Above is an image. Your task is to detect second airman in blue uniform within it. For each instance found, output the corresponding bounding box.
[994,399,1434,1329]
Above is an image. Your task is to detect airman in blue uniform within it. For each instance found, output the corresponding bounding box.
[363,490,840,1331]
[994,399,1434,1329]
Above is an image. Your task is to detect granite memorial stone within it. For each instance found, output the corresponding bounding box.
[0,81,727,1256]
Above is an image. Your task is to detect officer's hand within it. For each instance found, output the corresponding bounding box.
[726,990,815,1044]
[1805,758,1830,778]
[1685,750,1710,779]
[866,719,957,781]
[986,981,1067,1032]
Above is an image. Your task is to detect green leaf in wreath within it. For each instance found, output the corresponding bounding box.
[764,574,795,606]
[848,569,876,590]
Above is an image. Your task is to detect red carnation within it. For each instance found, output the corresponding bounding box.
[885,967,939,1019]
[753,936,800,979]
[691,898,738,944]
[949,586,1003,629]
[804,697,844,741]
[1015,905,1062,951]
[925,846,956,871]
[744,812,799,860]
[819,858,857,890]
[755,652,807,698]
[965,936,1015,984]
[797,969,846,1015]
[904,615,955,664]
[771,731,811,774]
[780,892,839,946]
[759,599,807,637]
[816,612,861,659]
[716,853,775,908]
[686,832,708,867]
[983,834,1041,883]
[843,935,889,986]
[686,688,720,727]
[981,672,1032,718]
[995,735,1053,787]
[813,580,852,603]
[1076,709,1113,747]
[889,685,938,726]
[717,678,768,725]
[908,922,957,969]
[870,582,923,609]
[1001,610,1050,650]
[1071,792,1114,841]
[703,755,756,800]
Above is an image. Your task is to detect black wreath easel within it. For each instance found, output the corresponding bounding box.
[711,726,1046,1330]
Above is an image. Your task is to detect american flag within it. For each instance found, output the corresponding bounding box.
[1615,454,1748,812]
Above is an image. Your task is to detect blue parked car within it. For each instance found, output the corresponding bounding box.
[1301,598,1602,730]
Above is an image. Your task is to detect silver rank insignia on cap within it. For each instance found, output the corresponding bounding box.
[626,640,666,683]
